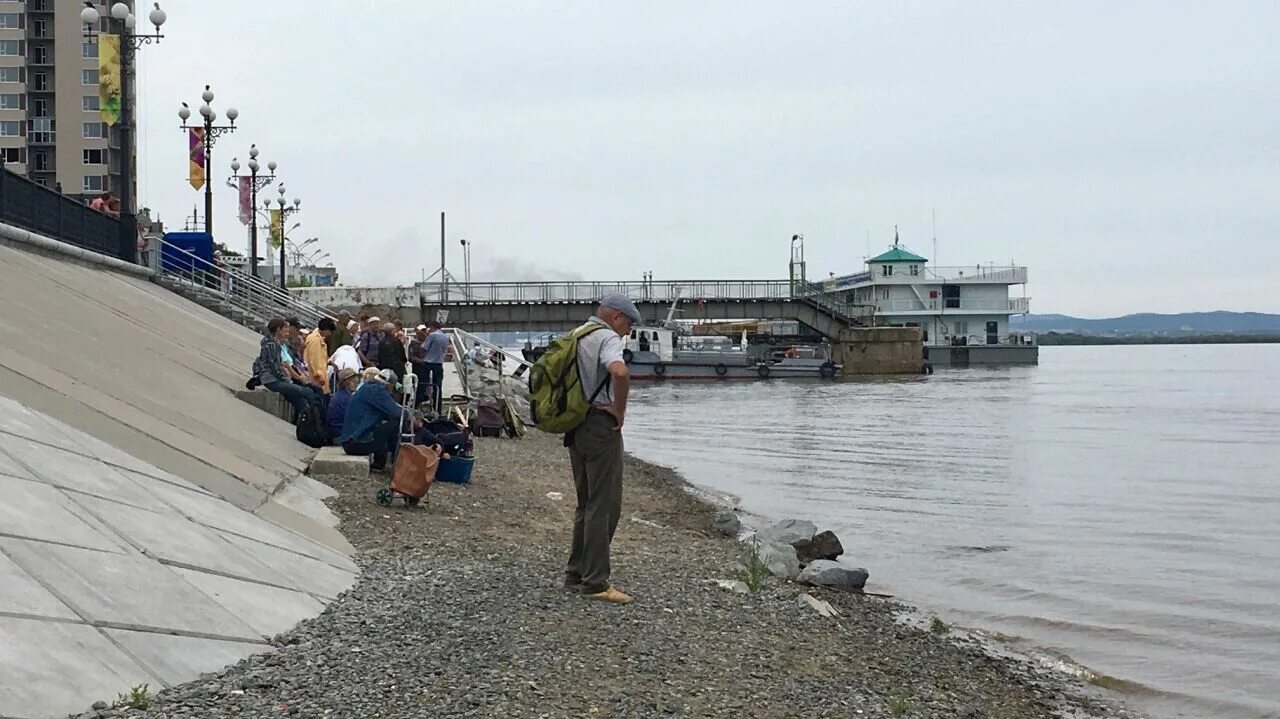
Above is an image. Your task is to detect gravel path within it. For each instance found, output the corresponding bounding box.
[102,431,1139,719]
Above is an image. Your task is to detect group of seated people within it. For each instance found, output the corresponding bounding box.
[251,315,448,471]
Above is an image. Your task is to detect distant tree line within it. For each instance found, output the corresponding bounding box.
[1039,332,1280,346]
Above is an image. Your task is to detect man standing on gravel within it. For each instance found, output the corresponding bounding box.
[564,293,639,605]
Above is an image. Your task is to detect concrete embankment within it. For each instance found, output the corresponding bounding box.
[111,432,1134,719]
[0,232,356,718]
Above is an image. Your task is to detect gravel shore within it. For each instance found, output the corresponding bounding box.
[107,431,1139,719]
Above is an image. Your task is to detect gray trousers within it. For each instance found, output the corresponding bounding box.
[565,409,624,594]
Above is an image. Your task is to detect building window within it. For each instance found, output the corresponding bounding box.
[83,95,100,112]
[0,94,21,110]
[83,122,105,139]
[83,175,106,192]
[0,14,19,30]
[0,40,19,57]
[31,46,48,65]
[83,149,104,165]
[28,118,52,144]
[0,120,20,137]
[82,42,98,59]
[31,150,50,171]
[31,98,49,117]
[0,147,22,164]
[0,68,18,84]
[881,264,894,277]
[31,71,48,91]
[82,69,99,86]
[31,18,48,38]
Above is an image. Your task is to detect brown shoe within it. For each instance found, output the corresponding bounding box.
[583,587,632,604]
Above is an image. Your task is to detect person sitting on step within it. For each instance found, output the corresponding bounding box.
[253,318,322,419]
[337,368,404,471]
[326,368,360,442]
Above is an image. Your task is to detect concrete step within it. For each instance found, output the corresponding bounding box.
[309,447,370,479]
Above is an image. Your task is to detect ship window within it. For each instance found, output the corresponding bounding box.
[909,264,919,276]
[881,265,893,277]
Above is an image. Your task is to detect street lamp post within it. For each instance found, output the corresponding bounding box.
[81,2,167,262]
[225,144,276,278]
[178,85,238,238]
[272,184,302,289]
[458,238,472,296]
[285,237,318,265]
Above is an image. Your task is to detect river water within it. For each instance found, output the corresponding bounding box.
[623,344,1280,719]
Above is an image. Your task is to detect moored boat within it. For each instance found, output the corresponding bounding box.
[623,326,838,380]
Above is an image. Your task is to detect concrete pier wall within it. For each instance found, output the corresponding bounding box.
[834,326,925,375]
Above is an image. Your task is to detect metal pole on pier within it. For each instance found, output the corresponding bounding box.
[440,211,447,303]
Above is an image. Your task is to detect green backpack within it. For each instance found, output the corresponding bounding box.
[528,324,608,434]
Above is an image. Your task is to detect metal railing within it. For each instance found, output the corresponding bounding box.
[449,327,534,374]
[824,265,1029,291]
[429,280,796,304]
[0,163,132,262]
[154,237,336,329]
[418,279,873,326]
[926,266,1027,283]
[792,279,875,324]
[874,298,1032,313]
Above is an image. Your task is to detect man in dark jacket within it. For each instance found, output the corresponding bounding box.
[376,320,407,372]
[338,369,403,471]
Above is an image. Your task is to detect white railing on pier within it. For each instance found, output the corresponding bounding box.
[418,279,872,325]
[875,297,1031,313]
[925,266,1028,284]
[422,280,796,304]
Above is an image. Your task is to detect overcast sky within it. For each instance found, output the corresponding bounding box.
[135,1,1279,317]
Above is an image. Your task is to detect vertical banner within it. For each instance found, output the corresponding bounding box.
[188,129,206,190]
[238,177,252,225]
[269,209,283,248]
[98,35,122,125]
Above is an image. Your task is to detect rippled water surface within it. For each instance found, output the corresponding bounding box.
[624,345,1280,719]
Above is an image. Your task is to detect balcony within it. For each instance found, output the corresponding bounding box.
[824,265,1028,291]
[925,265,1028,284]
[875,297,1031,315]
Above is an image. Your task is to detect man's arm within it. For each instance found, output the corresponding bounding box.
[604,360,630,430]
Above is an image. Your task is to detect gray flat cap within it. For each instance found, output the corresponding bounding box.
[599,293,642,324]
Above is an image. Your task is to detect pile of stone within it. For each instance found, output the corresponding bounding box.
[718,513,869,591]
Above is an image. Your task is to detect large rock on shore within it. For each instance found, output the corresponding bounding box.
[752,537,801,580]
[712,511,741,537]
[759,518,817,547]
[795,530,844,564]
[797,560,868,591]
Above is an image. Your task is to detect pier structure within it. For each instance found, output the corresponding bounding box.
[295,279,924,375]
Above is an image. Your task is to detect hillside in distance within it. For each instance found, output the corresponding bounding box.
[1011,311,1280,335]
